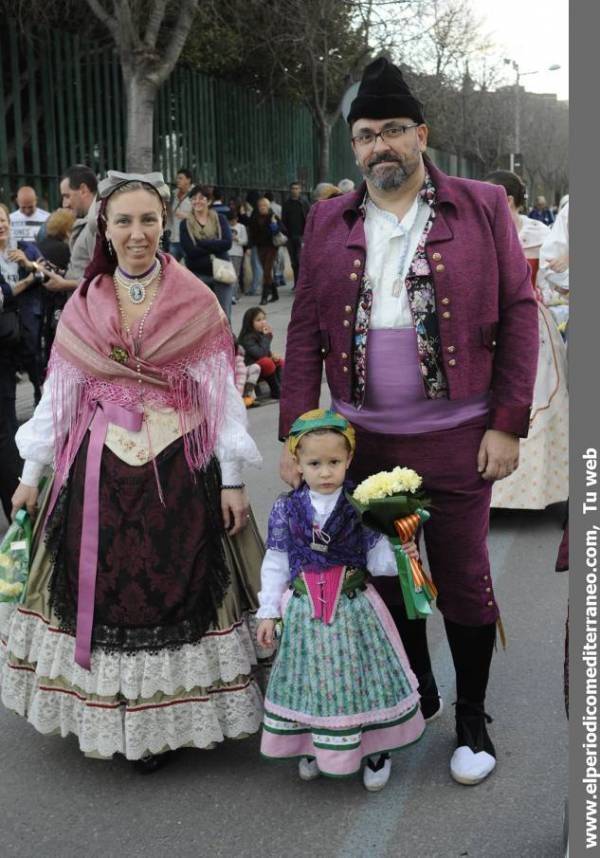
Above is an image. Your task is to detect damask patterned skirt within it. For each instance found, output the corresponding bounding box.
[261,582,425,777]
[0,438,266,760]
[491,304,568,510]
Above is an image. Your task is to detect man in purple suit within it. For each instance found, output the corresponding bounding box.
[279,58,538,787]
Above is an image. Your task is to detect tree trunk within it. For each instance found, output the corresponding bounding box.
[125,73,159,172]
[317,120,333,183]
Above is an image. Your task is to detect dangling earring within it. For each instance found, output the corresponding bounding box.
[106,236,114,257]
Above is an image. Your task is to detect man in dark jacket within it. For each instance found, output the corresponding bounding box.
[281,181,310,286]
[279,57,539,789]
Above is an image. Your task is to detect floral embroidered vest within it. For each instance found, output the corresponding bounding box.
[352,173,449,406]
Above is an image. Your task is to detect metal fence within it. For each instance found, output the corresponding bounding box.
[1,21,481,208]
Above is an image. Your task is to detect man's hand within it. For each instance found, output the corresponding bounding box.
[221,487,250,536]
[477,429,520,482]
[279,444,301,488]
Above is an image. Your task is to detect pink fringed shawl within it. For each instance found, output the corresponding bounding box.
[49,253,234,488]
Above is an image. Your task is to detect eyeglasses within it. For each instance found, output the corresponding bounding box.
[351,124,420,147]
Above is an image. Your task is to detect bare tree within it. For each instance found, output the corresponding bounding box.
[520,94,568,202]
[85,0,199,170]
[195,0,422,181]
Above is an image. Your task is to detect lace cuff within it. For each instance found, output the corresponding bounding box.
[367,535,399,577]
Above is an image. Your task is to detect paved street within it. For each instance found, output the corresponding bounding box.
[0,289,568,858]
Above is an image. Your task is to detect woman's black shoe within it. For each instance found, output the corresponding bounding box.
[133,752,171,774]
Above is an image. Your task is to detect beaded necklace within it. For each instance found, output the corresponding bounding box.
[114,258,161,304]
[113,262,162,366]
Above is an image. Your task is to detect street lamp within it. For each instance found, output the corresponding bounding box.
[503,59,561,173]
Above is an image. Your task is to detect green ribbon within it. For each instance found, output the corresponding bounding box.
[389,536,433,620]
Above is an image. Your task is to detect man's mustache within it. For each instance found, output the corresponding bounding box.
[368,154,404,169]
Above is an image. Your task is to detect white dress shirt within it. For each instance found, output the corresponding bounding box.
[364,195,431,330]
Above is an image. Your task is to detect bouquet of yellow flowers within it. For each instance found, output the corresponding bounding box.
[348,467,436,619]
[0,509,32,603]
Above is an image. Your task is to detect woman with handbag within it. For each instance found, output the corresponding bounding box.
[179,185,235,320]
[248,198,286,305]
[3,172,266,772]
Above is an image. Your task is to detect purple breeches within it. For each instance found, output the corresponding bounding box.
[349,419,498,627]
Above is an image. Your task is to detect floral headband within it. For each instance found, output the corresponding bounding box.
[287,408,356,456]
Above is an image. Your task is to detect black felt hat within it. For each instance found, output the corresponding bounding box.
[347,57,425,127]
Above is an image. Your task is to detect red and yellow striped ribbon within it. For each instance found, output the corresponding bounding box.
[393,514,438,599]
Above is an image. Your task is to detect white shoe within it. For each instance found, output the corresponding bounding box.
[363,754,392,792]
[298,756,320,781]
[450,746,496,785]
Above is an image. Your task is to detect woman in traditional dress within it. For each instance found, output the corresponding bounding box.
[485,171,568,510]
[1,171,264,771]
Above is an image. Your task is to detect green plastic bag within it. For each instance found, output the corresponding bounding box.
[0,509,32,603]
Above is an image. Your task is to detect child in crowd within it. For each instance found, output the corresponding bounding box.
[256,410,425,790]
[238,307,284,400]
[233,339,261,408]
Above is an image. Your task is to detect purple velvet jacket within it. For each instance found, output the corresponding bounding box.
[279,158,538,439]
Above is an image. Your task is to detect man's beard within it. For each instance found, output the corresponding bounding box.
[360,152,418,191]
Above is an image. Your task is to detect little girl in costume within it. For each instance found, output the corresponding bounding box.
[256,409,425,791]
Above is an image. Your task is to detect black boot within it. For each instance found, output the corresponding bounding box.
[444,618,497,784]
[266,372,281,399]
[259,289,269,306]
[386,601,441,720]
[270,284,279,302]
[444,618,495,703]
[417,670,443,722]
[455,700,495,756]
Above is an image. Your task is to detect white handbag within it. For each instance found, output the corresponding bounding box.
[211,255,237,284]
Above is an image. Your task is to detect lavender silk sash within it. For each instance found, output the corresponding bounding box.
[74,401,143,669]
